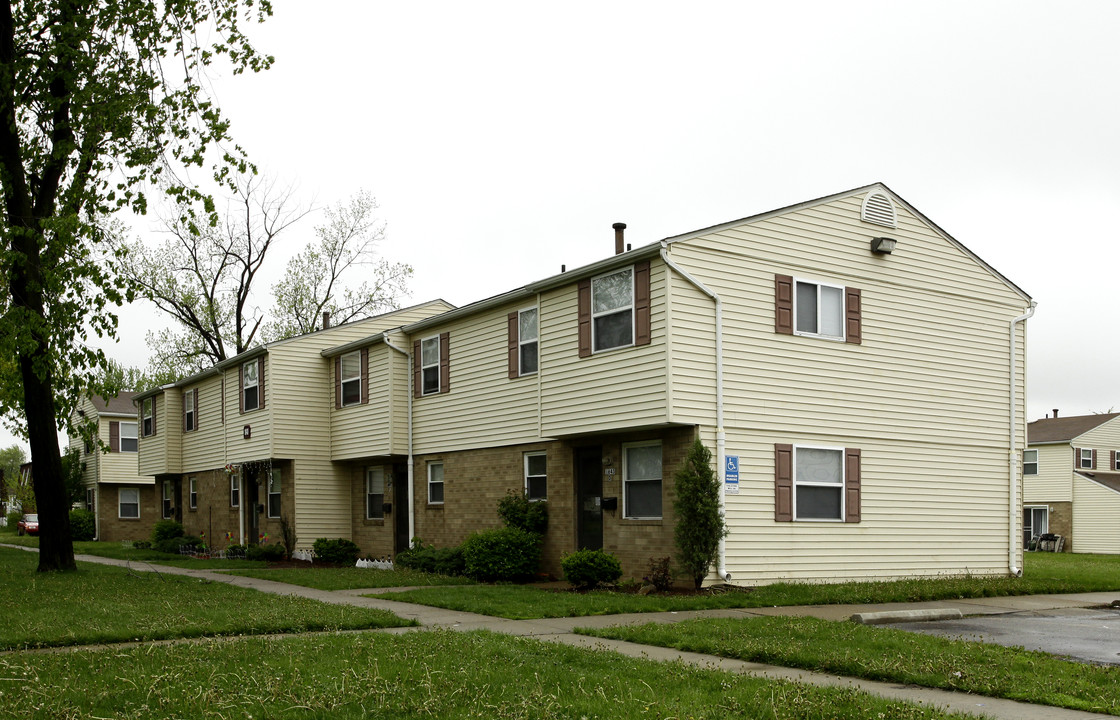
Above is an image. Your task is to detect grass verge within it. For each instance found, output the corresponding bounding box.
[369,553,1120,618]
[0,547,411,649]
[227,565,475,590]
[580,616,1120,715]
[0,630,975,720]
[1,534,265,569]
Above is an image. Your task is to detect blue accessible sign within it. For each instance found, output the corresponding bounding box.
[725,455,739,495]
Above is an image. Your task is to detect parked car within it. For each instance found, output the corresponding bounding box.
[17,514,38,536]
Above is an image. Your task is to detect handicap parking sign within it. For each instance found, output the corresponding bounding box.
[725,455,739,494]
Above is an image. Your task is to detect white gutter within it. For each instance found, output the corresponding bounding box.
[659,242,731,582]
[383,333,415,545]
[1008,300,1037,577]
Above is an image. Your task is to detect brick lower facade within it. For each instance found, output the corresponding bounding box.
[95,484,159,542]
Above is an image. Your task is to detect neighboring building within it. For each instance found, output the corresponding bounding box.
[138,183,1034,584]
[69,392,153,541]
[1024,411,1120,553]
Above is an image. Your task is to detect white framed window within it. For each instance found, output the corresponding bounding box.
[341,350,362,406]
[141,398,154,437]
[623,441,662,519]
[794,279,845,340]
[1080,448,1093,469]
[421,336,441,395]
[524,452,547,501]
[119,422,138,453]
[1115,451,1120,471]
[519,308,539,376]
[243,360,260,412]
[118,487,139,519]
[230,474,240,508]
[366,467,385,519]
[427,461,444,504]
[188,477,197,510]
[183,390,195,431]
[162,480,173,519]
[794,446,845,521]
[268,469,281,518]
[1023,449,1038,476]
[592,267,634,352]
[1024,505,1049,548]
[85,488,95,512]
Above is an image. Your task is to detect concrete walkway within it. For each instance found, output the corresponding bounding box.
[13,547,1120,720]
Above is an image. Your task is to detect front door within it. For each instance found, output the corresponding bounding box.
[392,464,409,554]
[576,446,603,550]
[245,468,260,545]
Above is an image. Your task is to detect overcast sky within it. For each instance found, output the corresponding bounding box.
[8,0,1120,454]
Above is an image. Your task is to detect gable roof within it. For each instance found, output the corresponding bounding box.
[1028,413,1120,444]
[90,391,140,417]
[1075,471,1120,496]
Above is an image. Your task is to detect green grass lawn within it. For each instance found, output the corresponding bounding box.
[369,552,1120,619]
[580,616,1120,716]
[0,533,266,569]
[0,547,411,649]
[227,565,476,590]
[0,630,975,720]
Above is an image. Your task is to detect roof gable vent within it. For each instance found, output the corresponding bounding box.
[861,191,897,228]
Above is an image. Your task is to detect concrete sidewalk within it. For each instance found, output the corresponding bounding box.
[11,546,1120,720]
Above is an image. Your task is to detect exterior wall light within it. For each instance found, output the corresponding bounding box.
[870,237,897,254]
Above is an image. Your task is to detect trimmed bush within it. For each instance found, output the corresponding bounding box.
[246,543,286,562]
[461,527,541,582]
[69,509,96,541]
[561,549,622,589]
[673,439,728,589]
[312,538,361,565]
[6,511,22,529]
[151,520,187,554]
[395,540,466,576]
[497,491,548,534]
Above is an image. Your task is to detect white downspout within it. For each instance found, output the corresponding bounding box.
[384,334,415,545]
[1008,301,1037,577]
[659,242,731,582]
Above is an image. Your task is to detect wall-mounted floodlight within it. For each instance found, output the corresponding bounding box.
[870,237,897,254]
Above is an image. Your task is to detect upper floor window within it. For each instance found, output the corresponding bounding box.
[1115,451,1120,471]
[421,336,441,395]
[1080,448,1093,469]
[592,267,634,352]
[341,351,362,406]
[795,280,844,339]
[243,359,260,412]
[183,389,196,432]
[519,308,539,375]
[366,467,385,519]
[623,441,662,519]
[119,422,138,453]
[1023,449,1038,475]
[141,398,154,437]
[524,452,547,501]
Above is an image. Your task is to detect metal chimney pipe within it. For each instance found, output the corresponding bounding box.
[613,223,626,254]
[1053,408,1058,418]
[322,311,331,329]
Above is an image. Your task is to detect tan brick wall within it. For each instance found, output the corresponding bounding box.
[96,484,159,542]
[1048,501,1073,551]
[412,426,696,579]
[180,469,244,548]
[348,463,397,560]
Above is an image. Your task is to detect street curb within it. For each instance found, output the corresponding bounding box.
[850,608,963,625]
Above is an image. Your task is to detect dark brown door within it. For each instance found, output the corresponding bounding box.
[392,464,409,554]
[576,446,603,550]
[245,468,260,545]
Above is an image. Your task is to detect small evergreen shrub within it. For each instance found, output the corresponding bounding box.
[312,538,362,565]
[6,511,22,529]
[461,527,541,582]
[395,539,466,576]
[674,439,728,589]
[497,491,548,534]
[561,549,622,589]
[645,556,674,592]
[69,509,96,541]
[246,543,286,562]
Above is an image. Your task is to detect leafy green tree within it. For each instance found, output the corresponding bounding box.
[673,439,728,589]
[0,444,27,514]
[0,0,272,571]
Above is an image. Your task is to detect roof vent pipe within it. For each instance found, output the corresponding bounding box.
[322,311,331,329]
[1053,409,1059,418]
[613,223,626,254]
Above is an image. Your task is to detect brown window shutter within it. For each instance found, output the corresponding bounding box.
[239,365,245,414]
[182,393,187,431]
[578,279,592,357]
[775,275,793,335]
[845,448,862,523]
[109,421,120,453]
[1092,449,1097,469]
[439,332,450,394]
[508,312,519,379]
[360,348,369,405]
[1112,450,1117,470]
[774,443,793,522]
[634,260,651,346]
[845,288,862,345]
[194,389,199,431]
[334,357,342,409]
[413,340,422,398]
[258,356,266,409]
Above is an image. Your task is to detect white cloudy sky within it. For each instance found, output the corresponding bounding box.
[8,0,1120,453]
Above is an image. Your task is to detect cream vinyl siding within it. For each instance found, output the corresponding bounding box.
[1072,476,1120,554]
[330,343,405,460]
[412,301,542,454]
[1023,444,1074,503]
[539,261,670,437]
[1071,417,1120,464]
[137,392,182,476]
[289,458,352,542]
[663,192,1028,583]
[98,415,148,485]
[180,377,226,472]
